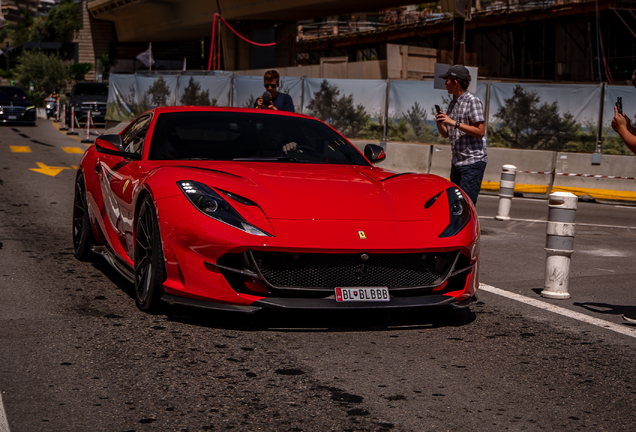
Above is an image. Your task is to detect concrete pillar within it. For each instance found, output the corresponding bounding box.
[495,164,517,221]
[541,192,577,299]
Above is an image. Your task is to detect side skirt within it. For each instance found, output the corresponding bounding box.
[91,245,134,283]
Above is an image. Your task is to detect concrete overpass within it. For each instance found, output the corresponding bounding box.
[87,0,413,43]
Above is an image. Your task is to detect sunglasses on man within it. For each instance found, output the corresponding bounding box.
[265,84,277,89]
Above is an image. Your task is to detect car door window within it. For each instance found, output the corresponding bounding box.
[122,115,152,155]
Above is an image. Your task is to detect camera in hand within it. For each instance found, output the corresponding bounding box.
[616,97,623,115]
[262,91,273,108]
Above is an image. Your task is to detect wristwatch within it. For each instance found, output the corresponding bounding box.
[455,120,461,129]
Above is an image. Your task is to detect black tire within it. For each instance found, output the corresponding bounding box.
[134,195,166,312]
[72,173,96,261]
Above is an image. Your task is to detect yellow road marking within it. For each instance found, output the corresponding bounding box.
[29,162,71,177]
[62,146,85,154]
[10,146,32,153]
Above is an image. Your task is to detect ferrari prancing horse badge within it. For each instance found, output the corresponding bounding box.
[358,231,366,239]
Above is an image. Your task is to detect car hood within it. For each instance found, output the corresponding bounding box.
[150,161,451,222]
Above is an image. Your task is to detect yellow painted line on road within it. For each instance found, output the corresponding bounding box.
[50,118,84,143]
[62,146,85,154]
[29,162,71,177]
[10,146,32,153]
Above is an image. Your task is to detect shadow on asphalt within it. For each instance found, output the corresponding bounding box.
[91,260,478,332]
[574,301,636,318]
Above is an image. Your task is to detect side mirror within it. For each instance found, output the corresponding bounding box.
[95,134,141,159]
[364,144,386,163]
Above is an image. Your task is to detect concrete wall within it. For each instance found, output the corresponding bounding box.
[552,152,636,200]
[233,60,387,80]
[352,139,636,202]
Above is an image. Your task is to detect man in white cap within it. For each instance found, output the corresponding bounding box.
[435,64,487,205]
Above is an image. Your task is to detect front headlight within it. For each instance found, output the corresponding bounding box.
[439,187,471,238]
[26,106,35,110]
[178,180,271,236]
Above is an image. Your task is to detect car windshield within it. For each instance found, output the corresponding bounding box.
[148,111,370,166]
[0,87,27,100]
[73,84,108,96]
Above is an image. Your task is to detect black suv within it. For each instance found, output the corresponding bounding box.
[0,86,36,126]
[66,82,108,127]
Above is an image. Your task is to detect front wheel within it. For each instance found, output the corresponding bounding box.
[134,195,166,312]
[72,173,96,261]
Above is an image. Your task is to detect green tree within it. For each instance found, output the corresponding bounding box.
[67,62,93,82]
[14,50,66,95]
[490,85,579,151]
[44,0,81,41]
[180,77,217,106]
[146,77,171,106]
[307,80,368,138]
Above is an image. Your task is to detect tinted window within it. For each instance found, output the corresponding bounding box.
[73,84,108,96]
[148,111,369,166]
[0,87,27,100]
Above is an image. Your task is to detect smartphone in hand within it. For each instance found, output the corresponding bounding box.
[435,105,442,114]
[616,97,623,115]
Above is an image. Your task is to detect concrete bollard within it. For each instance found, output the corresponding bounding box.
[495,164,517,221]
[541,192,577,299]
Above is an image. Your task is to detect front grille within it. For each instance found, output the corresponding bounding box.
[1,106,25,114]
[80,103,106,114]
[251,251,459,291]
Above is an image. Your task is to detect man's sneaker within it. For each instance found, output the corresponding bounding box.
[623,313,636,324]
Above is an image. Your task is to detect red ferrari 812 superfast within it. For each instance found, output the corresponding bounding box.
[72,107,480,313]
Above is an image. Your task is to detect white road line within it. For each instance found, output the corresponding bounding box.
[0,392,10,432]
[479,283,636,339]
[478,215,636,230]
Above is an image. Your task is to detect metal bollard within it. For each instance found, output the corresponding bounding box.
[541,192,577,299]
[495,164,517,221]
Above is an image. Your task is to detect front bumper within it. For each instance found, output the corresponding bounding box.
[161,292,473,312]
[157,193,480,312]
[0,109,36,124]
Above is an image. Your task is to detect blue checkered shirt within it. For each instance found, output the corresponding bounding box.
[447,91,488,166]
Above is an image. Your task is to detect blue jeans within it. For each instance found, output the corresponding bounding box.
[450,161,487,205]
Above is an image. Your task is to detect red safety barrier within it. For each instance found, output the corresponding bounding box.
[207,13,292,70]
[60,104,68,131]
[67,106,79,135]
[81,111,93,143]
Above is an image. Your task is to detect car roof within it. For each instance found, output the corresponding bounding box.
[149,106,313,120]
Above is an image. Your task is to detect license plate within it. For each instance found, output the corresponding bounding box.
[7,116,16,120]
[335,287,389,302]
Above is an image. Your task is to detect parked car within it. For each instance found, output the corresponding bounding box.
[0,86,36,126]
[66,82,108,127]
[72,107,480,313]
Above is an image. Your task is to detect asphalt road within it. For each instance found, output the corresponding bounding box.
[1,120,635,432]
